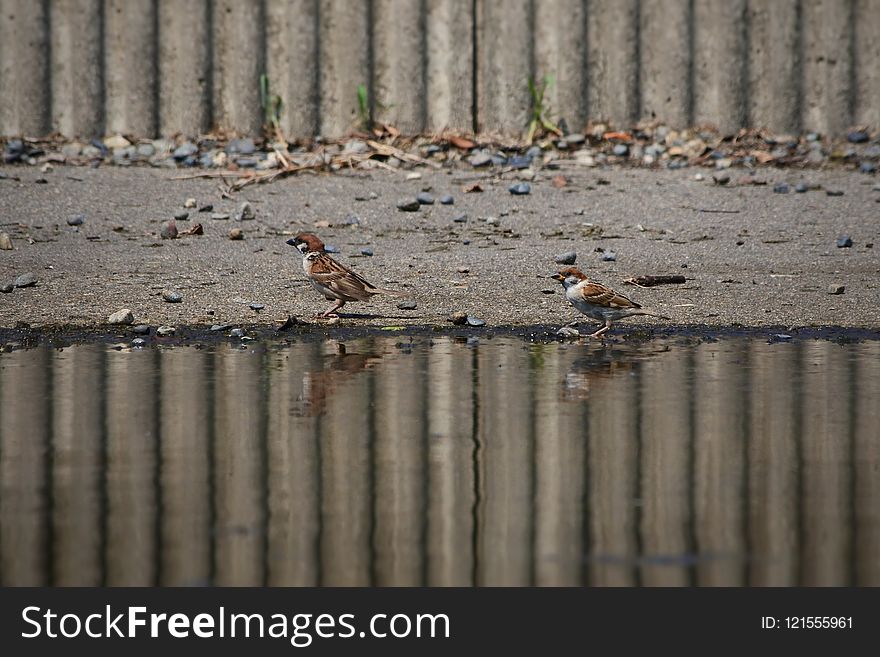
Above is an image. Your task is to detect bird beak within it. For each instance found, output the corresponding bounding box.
[286,238,297,247]
[551,273,564,281]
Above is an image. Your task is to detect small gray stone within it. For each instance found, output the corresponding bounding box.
[0,232,12,250]
[173,210,189,221]
[826,190,844,197]
[360,248,374,256]
[847,131,869,144]
[397,300,417,310]
[249,303,264,311]
[773,183,790,194]
[397,199,421,212]
[602,251,617,262]
[228,228,244,241]
[466,316,486,327]
[108,308,134,325]
[162,289,183,303]
[210,324,231,332]
[794,183,808,193]
[132,324,151,335]
[712,173,730,185]
[14,272,37,288]
[565,133,586,145]
[131,338,147,347]
[160,220,178,239]
[136,143,155,158]
[836,235,853,248]
[228,137,256,155]
[526,146,542,159]
[557,326,581,338]
[468,151,492,167]
[236,201,256,220]
[612,144,629,157]
[172,142,198,160]
[508,182,530,195]
[827,283,845,295]
[860,162,876,174]
[439,195,454,205]
[0,282,13,293]
[236,157,257,168]
[198,204,213,213]
[230,328,246,338]
[453,213,467,223]
[555,251,577,265]
[416,192,434,205]
[67,214,85,226]
[211,213,230,221]
[156,326,176,336]
[344,214,361,225]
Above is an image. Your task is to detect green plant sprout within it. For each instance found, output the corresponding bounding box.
[260,73,283,140]
[526,74,562,144]
[356,83,370,131]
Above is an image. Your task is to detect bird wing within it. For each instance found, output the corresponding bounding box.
[577,281,642,309]
[308,254,377,301]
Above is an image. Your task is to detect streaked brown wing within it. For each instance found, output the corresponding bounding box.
[580,282,642,309]
[310,255,376,301]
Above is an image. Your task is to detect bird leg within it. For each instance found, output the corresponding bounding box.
[588,318,612,338]
[320,299,345,317]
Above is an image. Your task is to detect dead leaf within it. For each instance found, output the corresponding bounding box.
[552,175,568,188]
[313,220,331,228]
[179,223,204,236]
[449,135,476,150]
[603,131,632,142]
[751,150,775,164]
[464,183,483,193]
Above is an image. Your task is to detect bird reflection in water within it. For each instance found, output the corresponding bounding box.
[296,342,383,417]
[562,344,666,401]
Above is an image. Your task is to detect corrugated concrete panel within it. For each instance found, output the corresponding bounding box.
[50,0,103,138]
[158,0,210,137]
[476,0,532,135]
[640,0,692,126]
[318,0,370,137]
[212,0,264,136]
[854,0,880,128]
[266,0,319,138]
[1,0,878,138]
[693,0,747,134]
[746,0,800,134]
[587,0,639,127]
[802,0,854,135]
[373,0,426,134]
[425,0,473,132]
[104,0,157,136]
[0,0,49,136]
[535,0,587,132]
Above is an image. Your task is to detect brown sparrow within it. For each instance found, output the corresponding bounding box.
[551,267,670,338]
[287,232,405,317]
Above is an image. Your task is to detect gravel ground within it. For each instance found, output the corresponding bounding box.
[1,164,878,332]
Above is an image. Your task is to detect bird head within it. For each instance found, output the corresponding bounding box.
[287,232,325,254]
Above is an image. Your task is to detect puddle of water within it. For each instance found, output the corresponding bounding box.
[0,336,877,586]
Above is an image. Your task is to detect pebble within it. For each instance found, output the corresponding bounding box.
[360,248,373,256]
[230,328,246,338]
[249,303,264,311]
[236,201,256,220]
[15,272,37,288]
[826,190,844,197]
[184,198,197,209]
[156,326,176,336]
[860,162,876,174]
[565,133,586,145]
[416,192,435,205]
[836,235,853,248]
[508,156,531,169]
[0,233,12,250]
[160,220,178,239]
[827,283,845,295]
[508,182,530,195]
[172,142,198,160]
[228,137,256,155]
[526,146,542,159]
[794,182,808,193]
[173,210,190,221]
[612,144,629,157]
[555,251,577,265]
[131,338,147,347]
[108,308,134,325]
[457,267,470,274]
[557,326,581,338]
[712,173,730,185]
[210,324,231,332]
[773,183,790,194]
[199,204,214,213]
[136,143,155,158]
[0,282,13,293]
[450,311,468,325]
[344,214,361,225]
[397,199,421,212]
[228,228,244,240]
[453,213,467,223]
[406,172,422,181]
[397,300,417,310]
[104,135,130,149]
[847,131,869,144]
[601,251,617,262]
[468,151,492,167]
[132,324,151,335]
[541,288,555,294]
[67,214,85,226]
[162,289,183,303]
[466,316,486,327]
[212,213,230,221]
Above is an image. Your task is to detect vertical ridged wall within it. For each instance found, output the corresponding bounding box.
[1,0,877,139]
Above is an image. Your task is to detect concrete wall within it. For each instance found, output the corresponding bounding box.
[1,0,877,139]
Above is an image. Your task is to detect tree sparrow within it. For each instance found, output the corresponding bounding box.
[287,232,406,317]
[551,266,670,338]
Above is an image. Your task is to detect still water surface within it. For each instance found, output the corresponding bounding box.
[0,336,877,586]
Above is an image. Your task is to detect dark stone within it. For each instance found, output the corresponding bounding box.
[508,156,532,169]
[397,199,421,212]
[847,131,870,144]
[14,272,37,288]
[360,248,374,256]
[439,195,454,205]
[161,289,183,303]
[773,183,790,194]
[132,325,151,335]
[416,192,434,205]
[601,251,617,262]
[826,190,844,197]
[860,162,876,174]
[836,235,853,248]
[508,182,531,195]
[554,251,577,265]
[794,183,808,193]
[466,316,486,327]
[172,142,198,160]
[174,210,190,221]
[249,303,264,311]
[453,214,467,223]
[397,300,417,310]
[198,204,213,212]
